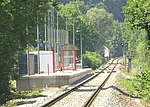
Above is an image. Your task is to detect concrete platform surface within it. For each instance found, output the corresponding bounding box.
[17,68,91,91]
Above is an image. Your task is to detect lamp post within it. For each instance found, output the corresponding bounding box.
[57,14,63,53]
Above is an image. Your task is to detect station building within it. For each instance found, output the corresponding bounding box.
[17,9,91,91]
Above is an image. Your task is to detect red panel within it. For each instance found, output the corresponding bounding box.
[61,50,77,70]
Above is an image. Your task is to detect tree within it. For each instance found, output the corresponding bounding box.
[56,0,127,22]
[0,0,56,103]
[86,7,114,53]
[58,1,95,54]
[106,21,124,57]
[123,0,150,48]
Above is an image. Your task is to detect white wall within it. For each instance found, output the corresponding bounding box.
[30,51,54,73]
[40,51,53,73]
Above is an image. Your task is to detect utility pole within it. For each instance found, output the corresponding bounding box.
[44,13,47,51]
[26,25,30,76]
[124,43,126,71]
[57,14,59,53]
[47,10,51,51]
[122,42,128,72]
[66,17,68,44]
[37,14,40,74]
[80,32,83,68]
[76,30,83,69]
[57,14,63,52]
[125,42,128,72]
[52,8,55,51]
[73,20,75,45]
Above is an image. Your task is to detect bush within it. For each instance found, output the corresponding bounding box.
[83,51,103,69]
[131,41,150,100]
[133,41,150,71]
[134,70,150,100]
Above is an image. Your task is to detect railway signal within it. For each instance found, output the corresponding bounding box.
[121,42,128,51]
[121,42,128,72]
[125,43,128,51]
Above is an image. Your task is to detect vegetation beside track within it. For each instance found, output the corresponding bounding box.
[0,90,42,107]
[83,51,103,70]
[118,69,150,106]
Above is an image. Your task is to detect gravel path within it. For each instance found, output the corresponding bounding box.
[90,60,123,107]
[91,60,149,107]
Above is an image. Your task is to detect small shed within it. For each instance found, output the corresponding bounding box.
[61,44,79,70]
[104,46,110,63]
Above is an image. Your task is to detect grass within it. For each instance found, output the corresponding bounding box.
[9,80,43,99]
[0,80,45,107]
[0,89,44,106]
[118,69,150,106]
[118,75,138,95]
[12,90,43,99]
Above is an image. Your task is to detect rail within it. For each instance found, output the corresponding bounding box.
[41,58,118,107]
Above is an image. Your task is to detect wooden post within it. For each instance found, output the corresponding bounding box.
[74,51,76,70]
[52,50,55,73]
[62,50,64,70]
[47,64,49,75]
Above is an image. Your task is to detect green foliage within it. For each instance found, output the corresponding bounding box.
[123,0,150,30]
[119,76,137,95]
[0,0,55,104]
[119,70,150,100]
[132,41,150,71]
[86,7,115,53]
[0,90,42,106]
[134,70,150,99]
[122,29,150,100]
[83,51,103,70]
[123,0,150,46]
[12,90,42,99]
[57,0,126,21]
[123,0,150,100]
[106,21,124,57]
[58,1,95,54]
[58,1,124,57]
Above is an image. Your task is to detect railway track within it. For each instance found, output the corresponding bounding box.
[83,58,120,107]
[41,58,120,107]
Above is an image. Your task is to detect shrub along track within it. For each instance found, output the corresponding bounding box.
[41,58,120,107]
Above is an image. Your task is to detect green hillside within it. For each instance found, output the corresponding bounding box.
[56,0,127,21]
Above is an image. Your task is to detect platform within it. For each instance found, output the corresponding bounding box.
[16,68,91,91]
